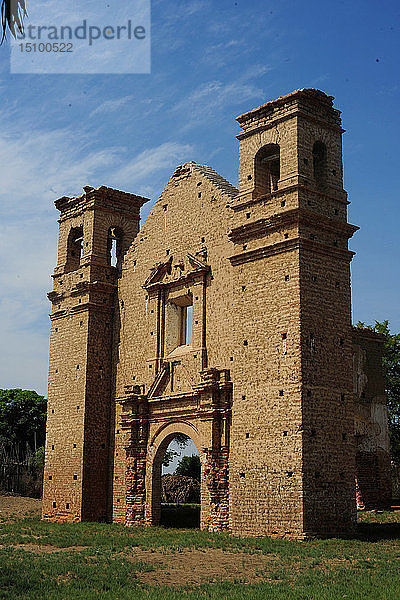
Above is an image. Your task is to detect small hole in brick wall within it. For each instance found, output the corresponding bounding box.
[240,472,245,478]
[279,390,284,396]
[59,280,63,285]
[51,444,54,450]
[73,444,76,448]
[49,475,52,480]
[342,432,347,441]
[333,240,338,247]
[121,300,124,309]
[165,250,170,256]
[247,174,252,180]
[55,328,58,332]
[307,390,312,397]
[76,364,79,370]
[193,354,197,358]
[58,305,61,309]
[115,476,118,480]
[243,340,248,346]
[198,192,202,198]
[150,309,154,314]
[133,260,137,266]
[243,244,247,250]
[53,502,56,508]
[246,433,250,438]
[77,406,80,410]
[242,285,246,291]
[195,320,198,325]
[149,364,152,368]
[282,333,287,340]
[66,503,70,509]
[80,273,83,279]
[230,356,234,361]
[201,237,205,243]
[80,321,83,326]
[117,429,120,434]
[283,431,288,436]
[55,369,58,373]
[315,471,321,478]
[150,331,153,335]
[281,200,286,207]
[340,338,344,346]
[242,395,246,401]
[86,242,89,247]
[341,393,345,401]
[285,275,289,281]
[195,296,199,300]
[79,299,81,304]
[210,275,214,280]
[284,233,289,239]
[163,204,168,211]
[304,158,309,165]
[116,452,118,456]
[246,212,251,219]
[73,475,77,480]
[287,471,293,477]
[334,208,339,215]
[51,409,54,414]
[117,498,120,502]
[132,376,136,380]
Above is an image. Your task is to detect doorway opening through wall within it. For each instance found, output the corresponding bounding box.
[159,434,200,528]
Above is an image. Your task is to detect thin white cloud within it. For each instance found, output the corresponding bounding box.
[90,96,133,117]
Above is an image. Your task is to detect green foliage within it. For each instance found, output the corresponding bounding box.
[356,320,400,462]
[175,454,200,480]
[28,447,45,469]
[162,434,190,467]
[0,389,47,458]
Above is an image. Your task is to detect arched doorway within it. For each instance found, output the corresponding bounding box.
[149,425,202,528]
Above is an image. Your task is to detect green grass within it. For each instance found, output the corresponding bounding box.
[0,510,399,599]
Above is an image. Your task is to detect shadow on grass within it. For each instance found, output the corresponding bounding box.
[160,503,200,529]
[356,521,400,541]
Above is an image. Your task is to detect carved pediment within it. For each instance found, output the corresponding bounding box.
[143,252,210,290]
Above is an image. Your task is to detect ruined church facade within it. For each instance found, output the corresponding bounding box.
[42,89,391,538]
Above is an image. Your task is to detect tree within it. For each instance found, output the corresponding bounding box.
[1,0,27,43]
[175,454,201,481]
[0,389,47,460]
[356,320,400,462]
[162,433,190,467]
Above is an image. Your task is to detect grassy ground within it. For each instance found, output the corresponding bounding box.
[0,506,399,599]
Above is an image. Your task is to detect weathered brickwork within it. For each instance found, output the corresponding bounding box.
[353,328,392,509]
[43,89,391,538]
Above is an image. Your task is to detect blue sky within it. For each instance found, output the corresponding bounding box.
[0,0,399,398]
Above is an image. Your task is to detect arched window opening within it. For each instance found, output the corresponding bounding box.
[157,433,200,528]
[107,227,124,269]
[313,141,327,186]
[254,144,280,196]
[66,226,83,272]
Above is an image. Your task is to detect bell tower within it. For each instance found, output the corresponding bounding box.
[228,89,359,537]
[42,186,148,522]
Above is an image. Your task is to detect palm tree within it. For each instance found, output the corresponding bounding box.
[1,0,27,43]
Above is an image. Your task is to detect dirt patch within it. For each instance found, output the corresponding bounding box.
[129,548,278,586]
[0,544,88,554]
[0,494,42,519]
